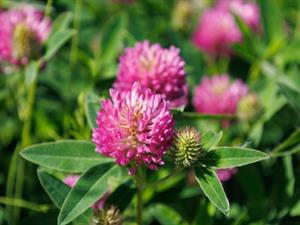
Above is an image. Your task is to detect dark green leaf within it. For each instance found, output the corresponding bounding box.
[200,147,269,169]
[100,13,128,63]
[106,181,136,212]
[278,79,300,114]
[194,168,229,215]
[58,163,121,225]
[20,140,113,173]
[37,169,70,208]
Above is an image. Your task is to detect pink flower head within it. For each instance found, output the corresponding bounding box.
[92,83,175,174]
[192,7,241,56]
[113,40,188,108]
[64,175,110,211]
[217,0,261,32]
[217,168,237,182]
[192,74,248,115]
[192,0,261,55]
[0,5,51,66]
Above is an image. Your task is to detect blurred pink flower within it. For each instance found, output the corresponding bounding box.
[192,8,241,56]
[217,168,237,182]
[0,5,51,66]
[63,175,79,188]
[217,0,261,32]
[92,83,175,175]
[113,40,188,108]
[192,0,260,55]
[64,175,110,211]
[192,74,248,115]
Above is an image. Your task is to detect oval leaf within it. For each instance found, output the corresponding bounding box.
[194,168,229,215]
[200,147,269,169]
[20,140,113,173]
[58,163,120,225]
[44,29,76,61]
[37,169,70,208]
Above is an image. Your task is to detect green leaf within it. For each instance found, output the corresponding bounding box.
[257,0,284,43]
[100,13,128,63]
[58,163,121,225]
[149,203,189,225]
[272,128,300,156]
[84,92,101,129]
[194,168,229,215]
[278,79,300,114]
[37,169,70,208]
[200,147,269,169]
[25,61,38,87]
[50,12,73,35]
[37,170,93,224]
[202,131,223,150]
[44,29,76,61]
[20,140,113,173]
[106,181,136,212]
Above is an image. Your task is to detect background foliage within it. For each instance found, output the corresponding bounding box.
[1,0,300,225]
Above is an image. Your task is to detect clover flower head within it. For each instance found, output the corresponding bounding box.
[0,5,51,66]
[92,83,175,174]
[193,74,248,115]
[114,40,188,108]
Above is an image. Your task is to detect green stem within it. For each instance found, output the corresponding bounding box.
[69,0,82,68]
[135,168,144,225]
[0,197,50,213]
[6,77,37,225]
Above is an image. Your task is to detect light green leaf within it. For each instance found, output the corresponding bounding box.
[200,147,269,169]
[44,29,76,61]
[149,203,189,225]
[272,128,300,156]
[84,92,101,129]
[194,168,229,215]
[20,140,113,173]
[50,12,73,35]
[202,131,223,150]
[58,163,121,225]
[25,61,38,87]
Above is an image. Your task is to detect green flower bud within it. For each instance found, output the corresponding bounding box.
[168,127,202,168]
[237,94,260,122]
[13,23,41,61]
[91,206,122,225]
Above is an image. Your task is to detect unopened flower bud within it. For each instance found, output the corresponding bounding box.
[13,23,41,63]
[168,127,202,168]
[237,94,260,122]
[91,206,122,225]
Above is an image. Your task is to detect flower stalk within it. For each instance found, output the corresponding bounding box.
[135,168,144,225]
